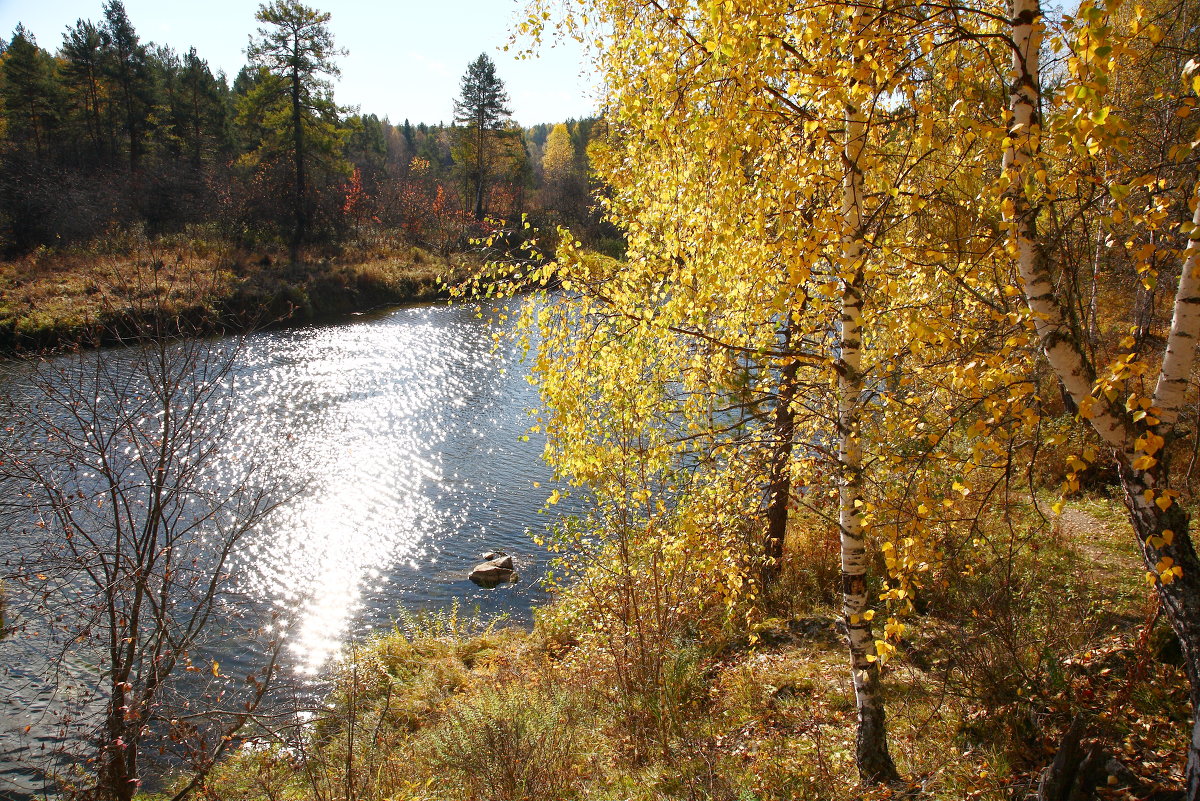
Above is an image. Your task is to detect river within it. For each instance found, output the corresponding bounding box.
[0,297,581,798]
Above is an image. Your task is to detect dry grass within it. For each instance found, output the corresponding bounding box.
[0,239,471,353]
[196,491,1188,801]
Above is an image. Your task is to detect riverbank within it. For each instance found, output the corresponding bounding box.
[0,297,567,801]
[0,241,473,355]
[199,493,1188,800]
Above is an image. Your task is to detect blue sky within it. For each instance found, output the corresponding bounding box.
[0,0,599,126]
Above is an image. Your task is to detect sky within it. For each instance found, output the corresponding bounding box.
[0,0,599,126]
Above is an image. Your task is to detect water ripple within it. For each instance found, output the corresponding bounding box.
[0,299,579,797]
[214,299,575,675]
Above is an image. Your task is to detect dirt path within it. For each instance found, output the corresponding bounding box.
[1056,505,1126,567]
[1032,493,1147,618]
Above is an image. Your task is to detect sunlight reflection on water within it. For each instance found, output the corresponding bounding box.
[214,298,573,675]
[0,298,578,797]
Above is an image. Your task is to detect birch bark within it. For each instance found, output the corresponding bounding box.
[1152,188,1200,425]
[1002,0,1130,449]
[838,9,898,781]
[1004,0,1200,793]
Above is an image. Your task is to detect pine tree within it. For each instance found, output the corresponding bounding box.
[453,53,511,220]
[1,25,58,160]
[100,1,154,172]
[175,48,229,168]
[244,0,345,260]
[59,19,108,162]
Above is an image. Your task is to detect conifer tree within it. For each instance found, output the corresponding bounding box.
[453,52,511,220]
[244,0,345,260]
[60,20,108,162]
[100,1,154,173]
[174,48,228,168]
[1,25,58,160]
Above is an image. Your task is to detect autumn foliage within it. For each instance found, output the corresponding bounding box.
[493,0,1200,794]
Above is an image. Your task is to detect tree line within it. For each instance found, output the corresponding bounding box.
[0,0,609,257]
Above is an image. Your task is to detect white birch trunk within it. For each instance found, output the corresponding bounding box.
[1003,0,1128,449]
[1152,185,1200,426]
[838,9,898,782]
[1004,0,1200,794]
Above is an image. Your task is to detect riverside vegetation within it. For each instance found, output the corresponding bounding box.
[0,237,470,353]
[7,0,1200,796]
[199,490,1189,799]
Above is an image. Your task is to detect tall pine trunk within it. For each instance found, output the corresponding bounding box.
[290,56,307,264]
[474,111,486,221]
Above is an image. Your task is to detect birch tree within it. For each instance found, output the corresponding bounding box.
[835,3,901,779]
[512,0,1200,787]
[511,0,967,781]
[996,0,1200,791]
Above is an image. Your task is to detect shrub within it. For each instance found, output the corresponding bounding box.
[921,507,1104,755]
[422,685,588,801]
[767,506,842,614]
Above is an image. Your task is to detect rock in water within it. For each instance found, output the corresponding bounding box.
[469,562,515,588]
[490,554,514,571]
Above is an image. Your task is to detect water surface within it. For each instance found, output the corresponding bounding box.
[222,299,572,673]
[0,297,579,796]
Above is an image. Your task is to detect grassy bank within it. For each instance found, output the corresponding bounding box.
[0,240,472,355]
[198,492,1188,801]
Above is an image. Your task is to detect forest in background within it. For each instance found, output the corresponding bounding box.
[0,1,615,259]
